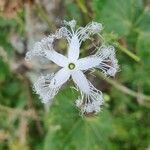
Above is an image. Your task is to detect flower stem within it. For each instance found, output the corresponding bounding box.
[95,71,150,102]
[116,43,140,62]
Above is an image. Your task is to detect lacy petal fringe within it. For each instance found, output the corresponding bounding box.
[95,45,119,76]
[75,82,103,115]
[34,74,60,104]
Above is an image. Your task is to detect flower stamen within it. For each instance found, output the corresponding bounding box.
[68,63,75,70]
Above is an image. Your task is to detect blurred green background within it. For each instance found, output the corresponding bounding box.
[0,0,150,149]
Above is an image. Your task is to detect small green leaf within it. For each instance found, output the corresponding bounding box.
[93,0,144,36]
[44,88,113,150]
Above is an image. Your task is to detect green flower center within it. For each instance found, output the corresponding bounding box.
[68,63,75,70]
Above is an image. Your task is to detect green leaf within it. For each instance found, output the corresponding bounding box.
[0,17,16,27]
[136,10,150,66]
[44,88,114,150]
[0,59,9,82]
[93,0,144,36]
[137,32,150,66]
[136,8,150,32]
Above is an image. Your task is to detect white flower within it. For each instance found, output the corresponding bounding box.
[25,20,119,115]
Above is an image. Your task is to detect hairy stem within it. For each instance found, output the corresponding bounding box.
[95,72,150,102]
[116,43,140,62]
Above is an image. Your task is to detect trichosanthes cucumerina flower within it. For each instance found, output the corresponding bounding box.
[25,20,119,115]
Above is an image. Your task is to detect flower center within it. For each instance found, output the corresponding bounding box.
[68,63,75,70]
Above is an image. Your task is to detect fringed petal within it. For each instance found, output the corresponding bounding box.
[34,74,60,104]
[77,56,102,71]
[71,70,90,94]
[75,81,103,116]
[25,35,68,67]
[68,35,80,61]
[49,68,70,88]
[63,20,77,29]
[95,45,119,76]
[75,21,103,44]
[55,26,72,43]
[34,69,70,104]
